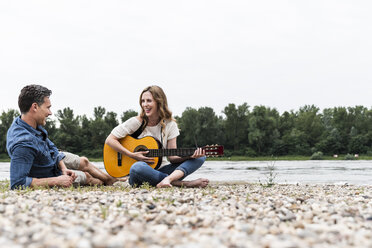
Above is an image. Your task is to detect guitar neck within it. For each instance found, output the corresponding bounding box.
[147,148,197,157]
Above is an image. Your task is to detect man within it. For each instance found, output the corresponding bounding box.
[7,84,120,189]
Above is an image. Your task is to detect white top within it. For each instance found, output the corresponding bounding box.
[111,117,180,167]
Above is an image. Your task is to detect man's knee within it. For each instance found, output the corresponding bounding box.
[79,156,90,171]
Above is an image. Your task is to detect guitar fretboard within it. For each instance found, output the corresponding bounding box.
[146,148,197,157]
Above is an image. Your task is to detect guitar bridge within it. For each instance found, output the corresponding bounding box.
[117,152,122,166]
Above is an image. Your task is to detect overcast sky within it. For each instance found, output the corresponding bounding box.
[1,0,371,119]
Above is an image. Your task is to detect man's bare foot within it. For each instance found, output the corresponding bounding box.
[182,178,209,188]
[157,177,172,188]
[84,173,104,186]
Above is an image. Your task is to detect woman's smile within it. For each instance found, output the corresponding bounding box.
[141,91,158,119]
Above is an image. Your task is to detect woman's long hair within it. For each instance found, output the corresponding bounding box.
[139,85,174,132]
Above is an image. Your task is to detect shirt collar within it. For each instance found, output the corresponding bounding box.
[16,116,48,139]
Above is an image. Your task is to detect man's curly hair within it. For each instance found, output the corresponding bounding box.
[18,84,52,114]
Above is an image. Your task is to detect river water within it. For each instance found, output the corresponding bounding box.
[1,160,371,185]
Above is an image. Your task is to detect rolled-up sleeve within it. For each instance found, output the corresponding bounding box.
[10,146,36,189]
[56,152,65,164]
[47,139,65,164]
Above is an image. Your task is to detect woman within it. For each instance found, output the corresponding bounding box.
[105,85,209,188]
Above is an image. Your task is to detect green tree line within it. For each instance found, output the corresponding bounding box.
[1,104,372,159]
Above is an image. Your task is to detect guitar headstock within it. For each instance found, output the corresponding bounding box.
[203,145,224,157]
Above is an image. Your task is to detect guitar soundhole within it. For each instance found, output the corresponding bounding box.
[134,145,148,153]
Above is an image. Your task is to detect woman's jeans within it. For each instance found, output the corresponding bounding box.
[129,156,206,187]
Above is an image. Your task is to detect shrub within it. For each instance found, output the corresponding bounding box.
[245,147,257,157]
[344,154,356,160]
[310,151,323,160]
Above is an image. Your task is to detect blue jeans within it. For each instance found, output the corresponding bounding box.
[129,156,206,187]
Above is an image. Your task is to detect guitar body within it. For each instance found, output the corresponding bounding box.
[104,135,224,178]
[103,136,162,178]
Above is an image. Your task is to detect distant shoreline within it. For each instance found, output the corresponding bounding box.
[1,154,371,163]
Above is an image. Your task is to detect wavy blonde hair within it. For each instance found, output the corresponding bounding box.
[139,85,174,131]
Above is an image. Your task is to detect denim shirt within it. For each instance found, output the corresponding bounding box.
[6,116,65,189]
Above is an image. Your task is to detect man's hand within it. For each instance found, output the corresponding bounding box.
[66,169,77,181]
[61,169,77,182]
[57,175,75,187]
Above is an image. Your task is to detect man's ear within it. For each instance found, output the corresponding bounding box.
[30,103,38,112]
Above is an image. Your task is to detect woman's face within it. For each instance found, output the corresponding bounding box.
[141,91,158,119]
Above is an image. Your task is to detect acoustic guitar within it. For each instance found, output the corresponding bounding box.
[103,136,224,177]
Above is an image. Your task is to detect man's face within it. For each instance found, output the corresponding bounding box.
[35,97,52,126]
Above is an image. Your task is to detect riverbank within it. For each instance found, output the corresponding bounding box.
[2,154,372,163]
[0,181,371,247]
[209,154,372,161]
